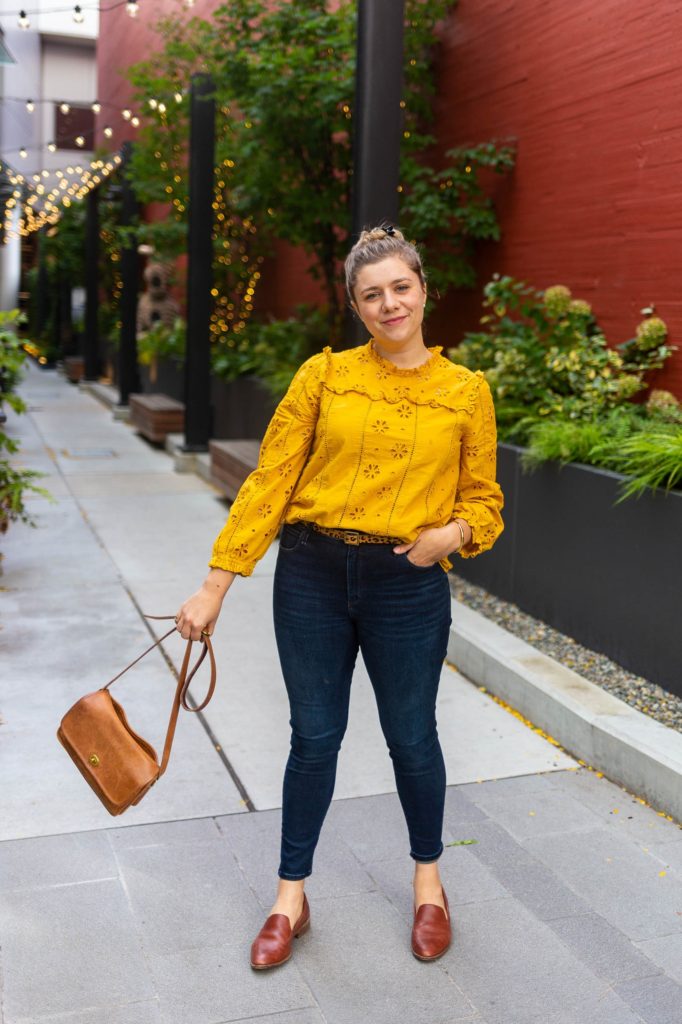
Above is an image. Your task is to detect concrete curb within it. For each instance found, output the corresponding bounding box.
[78,380,129,419]
[447,599,682,822]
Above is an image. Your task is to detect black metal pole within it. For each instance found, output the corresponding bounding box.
[36,228,50,340]
[183,73,215,451]
[83,186,100,379]
[117,142,140,406]
[347,0,405,346]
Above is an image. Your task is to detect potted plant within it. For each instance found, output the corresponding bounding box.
[448,277,681,694]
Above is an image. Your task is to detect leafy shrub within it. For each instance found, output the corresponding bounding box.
[449,275,676,444]
[212,305,329,399]
[137,317,186,366]
[0,313,53,536]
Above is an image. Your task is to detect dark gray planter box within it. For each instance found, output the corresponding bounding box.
[210,376,277,440]
[453,443,682,696]
[138,358,184,401]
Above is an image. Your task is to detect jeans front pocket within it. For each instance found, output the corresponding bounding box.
[278,522,306,551]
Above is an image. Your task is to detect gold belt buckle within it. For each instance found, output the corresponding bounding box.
[345,532,361,545]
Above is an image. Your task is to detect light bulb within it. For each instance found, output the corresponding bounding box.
[26,100,35,113]
[73,5,84,23]
[92,101,101,114]
[48,141,57,152]
[18,10,30,29]
[126,2,139,18]
[19,147,28,158]
[75,136,85,147]
[60,102,70,114]
[131,116,140,127]
[122,108,132,121]
[103,126,113,138]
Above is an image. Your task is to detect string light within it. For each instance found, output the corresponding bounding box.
[47,141,57,152]
[73,4,84,23]
[126,1,139,17]
[26,100,34,113]
[103,126,113,138]
[122,108,132,121]
[60,102,71,114]
[18,10,30,29]
[91,100,101,114]
[19,148,27,159]
[75,135,85,147]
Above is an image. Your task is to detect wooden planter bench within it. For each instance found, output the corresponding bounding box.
[209,439,261,500]
[129,393,185,444]
[64,356,84,383]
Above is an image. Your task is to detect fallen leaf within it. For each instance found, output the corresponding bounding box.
[445,839,478,847]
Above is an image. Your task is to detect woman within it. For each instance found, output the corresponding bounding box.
[176,225,504,969]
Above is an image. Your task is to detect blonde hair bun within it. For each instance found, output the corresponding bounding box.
[345,223,425,301]
[357,225,406,245]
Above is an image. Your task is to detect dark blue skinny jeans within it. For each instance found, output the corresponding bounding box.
[273,521,452,881]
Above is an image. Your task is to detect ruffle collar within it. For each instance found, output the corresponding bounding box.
[368,341,443,377]
[319,343,482,415]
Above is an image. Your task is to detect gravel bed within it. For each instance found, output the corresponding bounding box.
[449,574,682,734]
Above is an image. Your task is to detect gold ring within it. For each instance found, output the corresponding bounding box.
[201,629,210,637]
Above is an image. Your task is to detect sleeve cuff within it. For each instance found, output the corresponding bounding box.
[208,555,256,577]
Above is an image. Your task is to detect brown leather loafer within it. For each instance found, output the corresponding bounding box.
[411,887,451,961]
[250,893,310,970]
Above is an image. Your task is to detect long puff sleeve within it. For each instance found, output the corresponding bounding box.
[452,373,504,558]
[209,349,328,576]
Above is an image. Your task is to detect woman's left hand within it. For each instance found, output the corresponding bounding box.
[393,521,469,567]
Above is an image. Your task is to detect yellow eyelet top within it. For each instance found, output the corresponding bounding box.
[210,341,504,576]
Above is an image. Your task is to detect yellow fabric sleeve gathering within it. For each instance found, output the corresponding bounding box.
[209,342,504,576]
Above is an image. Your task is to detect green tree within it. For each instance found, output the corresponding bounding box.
[125,0,515,357]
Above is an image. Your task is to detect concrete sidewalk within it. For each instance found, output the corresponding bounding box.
[1,364,681,1024]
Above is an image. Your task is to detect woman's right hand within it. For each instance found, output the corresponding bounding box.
[175,569,235,641]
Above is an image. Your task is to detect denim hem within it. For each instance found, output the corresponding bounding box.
[410,842,444,864]
[278,869,311,881]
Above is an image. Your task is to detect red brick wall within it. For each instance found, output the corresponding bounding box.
[97,0,682,394]
[428,0,682,395]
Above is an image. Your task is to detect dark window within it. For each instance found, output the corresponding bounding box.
[54,104,95,150]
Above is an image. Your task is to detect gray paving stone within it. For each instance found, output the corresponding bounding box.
[457,772,557,799]
[547,769,682,845]
[226,1012,326,1024]
[645,839,682,873]
[441,897,645,1024]
[216,806,377,905]
[525,827,682,941]
[0,879,154,1020]
[148,942,316,1024]
[443,785,489,826]
[463,781,607,841]
[114,840,258,955]
[365,846,508,920]
[106,816,223,849]
[614,974,682,1024]
[465,820,592,921]
[548,912,663,984]
[634,932,682,985]
[296,892,475,1024]
[13,1000,162,1024]
[326,790,463,864]
[0,831,117,891]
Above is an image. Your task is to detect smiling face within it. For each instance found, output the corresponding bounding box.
[352,256,427,353]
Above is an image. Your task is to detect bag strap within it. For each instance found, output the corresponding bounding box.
[103,615,217,776]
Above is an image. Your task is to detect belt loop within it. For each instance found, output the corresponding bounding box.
[300,522,311,545]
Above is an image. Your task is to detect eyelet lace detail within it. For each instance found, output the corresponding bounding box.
[320,343,483,414]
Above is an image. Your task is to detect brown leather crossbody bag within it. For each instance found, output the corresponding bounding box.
[57,615,216,816]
